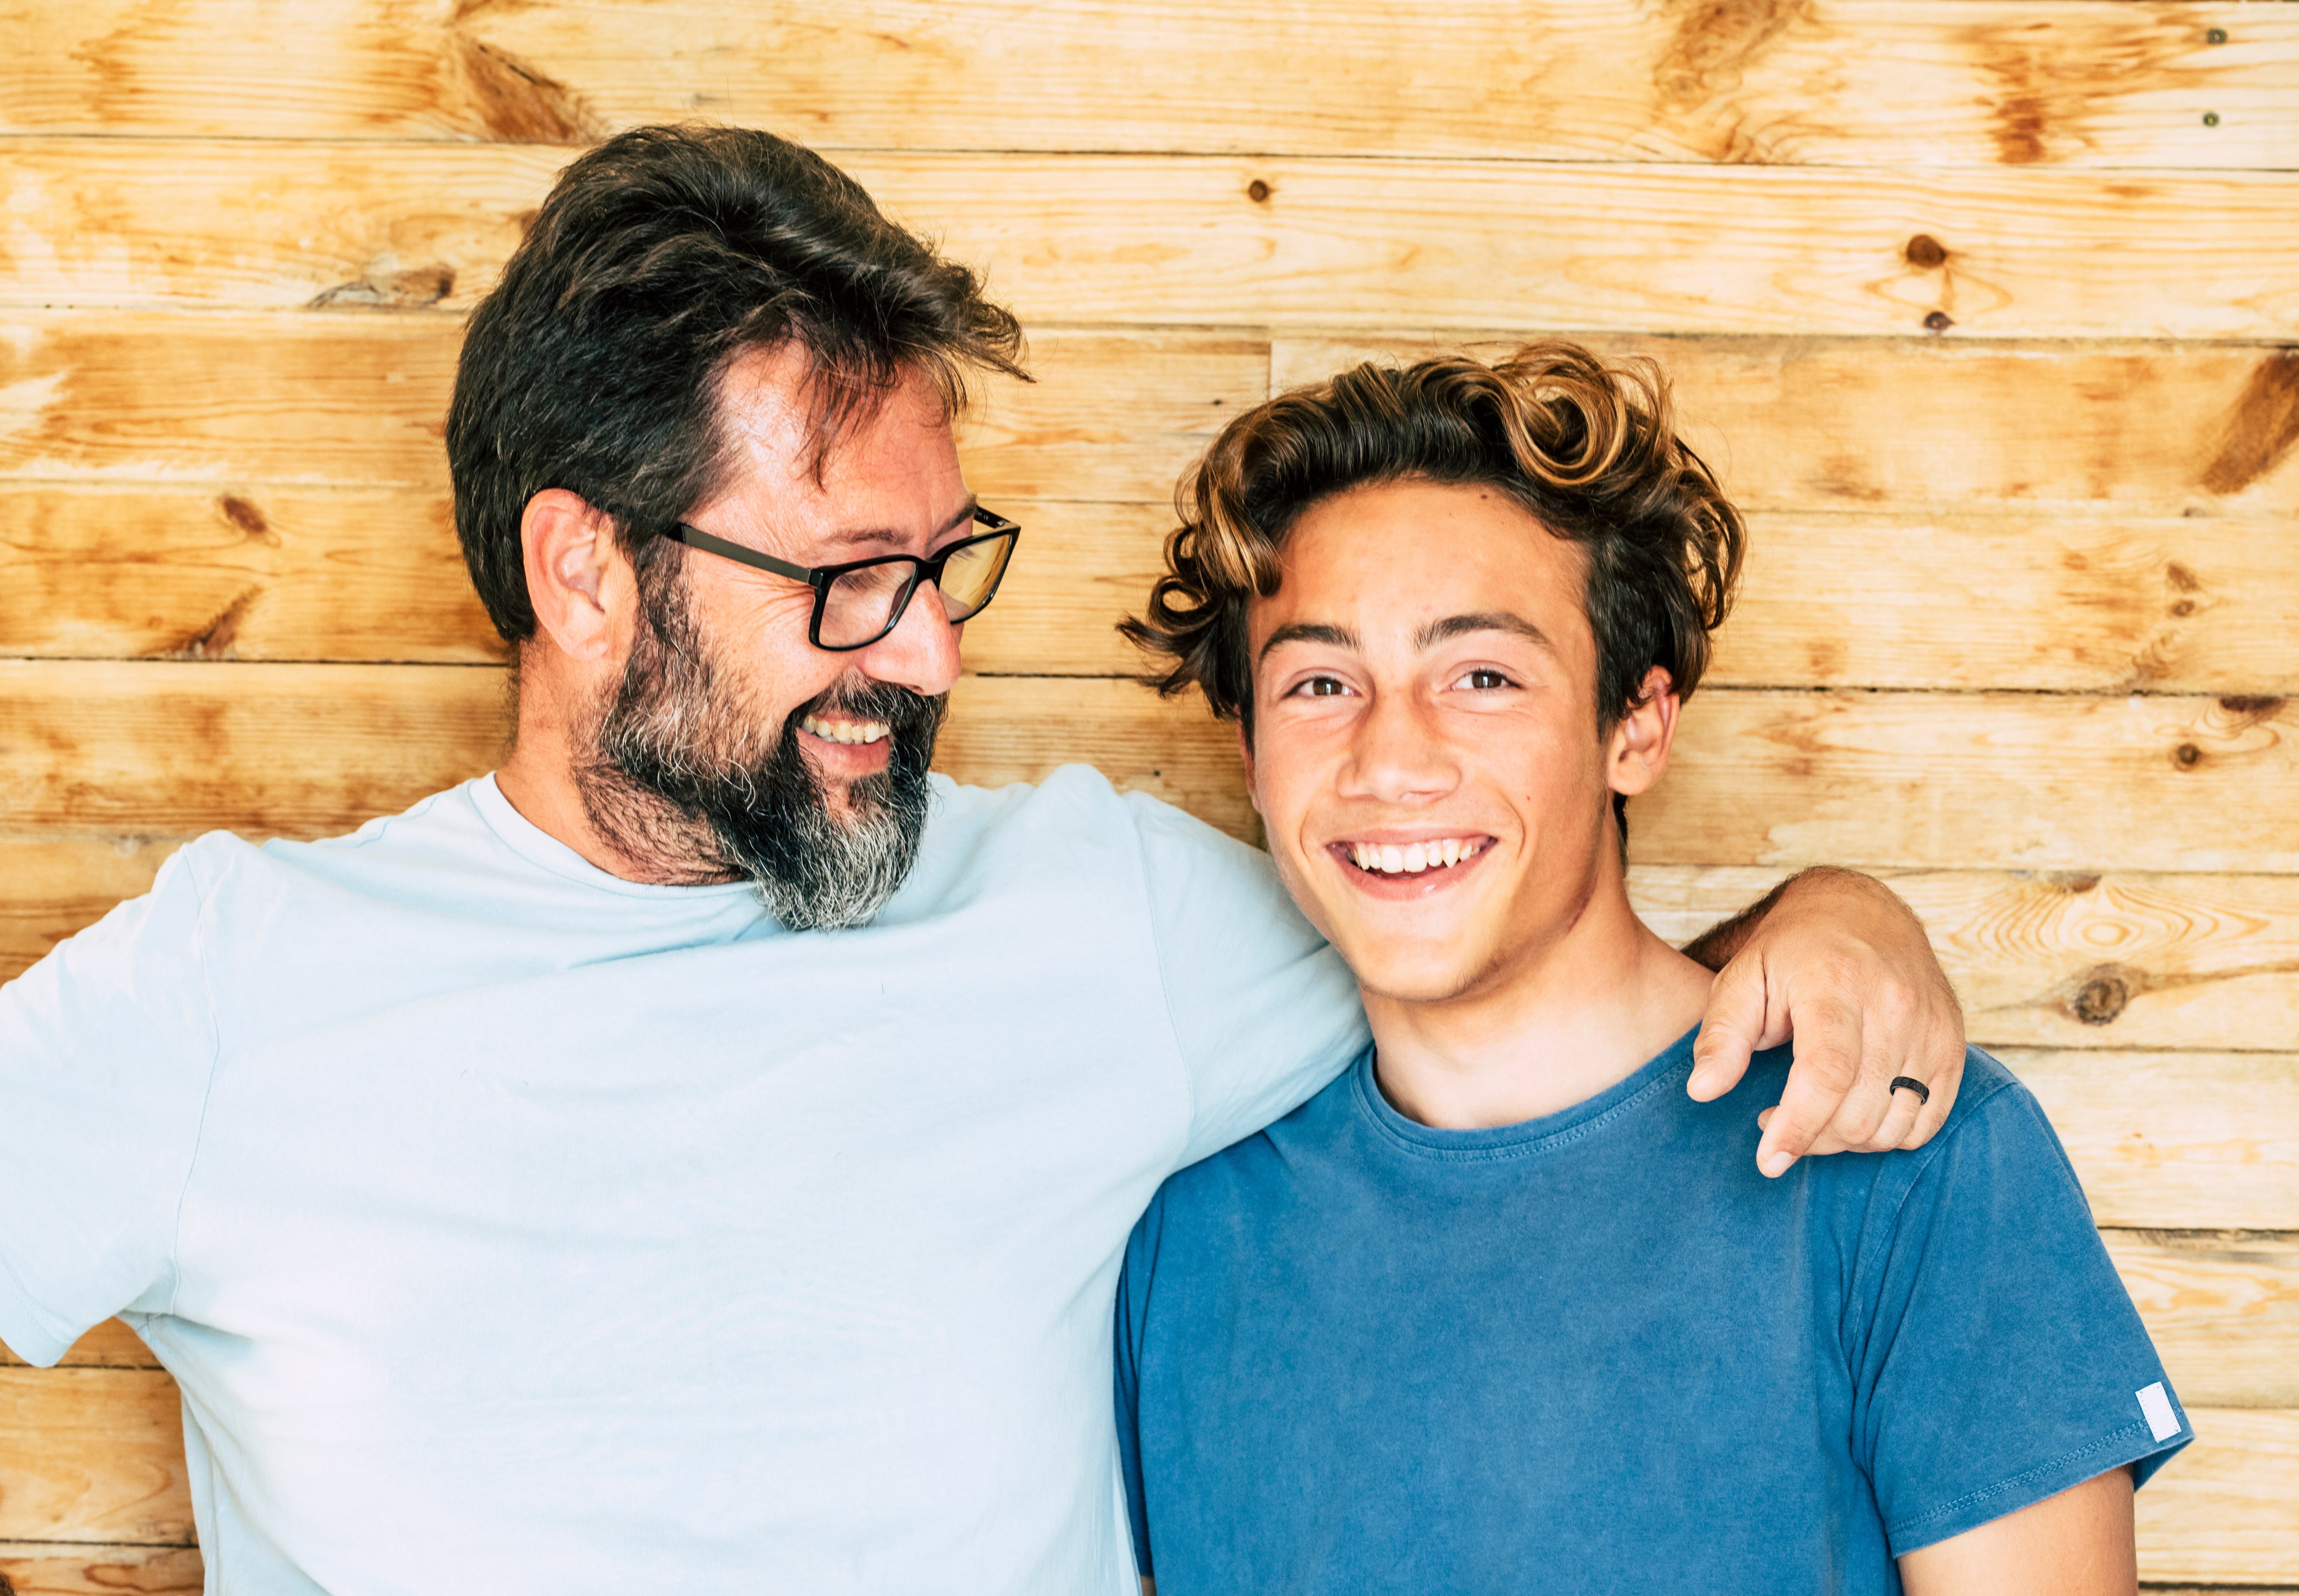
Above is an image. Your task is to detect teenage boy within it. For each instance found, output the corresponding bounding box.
[1115,343,2188,1594]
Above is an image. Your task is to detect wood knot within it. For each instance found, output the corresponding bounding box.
[2170,599,2196,617]
[216,493,271,541]
[2068,968,2131,1026]
[1246,179,1272,204]
[2047,872,2101,896]
[2219,694,2285,718]
[1923,310,1954,332]
[2172,742,2203,769]
[309,264,457,310]
[1904,233,1948,269]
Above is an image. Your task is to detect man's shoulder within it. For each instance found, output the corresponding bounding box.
[1147,1059,1362,1220]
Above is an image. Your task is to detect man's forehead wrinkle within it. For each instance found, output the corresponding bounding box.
[1415,611,1555,652]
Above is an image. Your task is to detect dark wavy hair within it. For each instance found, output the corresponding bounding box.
[447,124,1028,644]
[1121,341,1745,839]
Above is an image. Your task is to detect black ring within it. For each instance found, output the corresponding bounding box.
[1889,1075,1931,1107]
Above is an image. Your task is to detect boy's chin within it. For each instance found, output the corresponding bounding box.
[1337,939,1496,1008]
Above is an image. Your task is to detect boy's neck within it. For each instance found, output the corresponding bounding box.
[1362,878,1714,1131]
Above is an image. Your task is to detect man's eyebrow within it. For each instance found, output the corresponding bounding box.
[1258,622,1361,663]
[830,496,979,550]
[1415,611,1555,652]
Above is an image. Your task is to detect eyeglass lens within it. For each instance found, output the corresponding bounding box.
[817,532,1016,649]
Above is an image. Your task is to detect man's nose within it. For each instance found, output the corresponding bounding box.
[855,577,964,698]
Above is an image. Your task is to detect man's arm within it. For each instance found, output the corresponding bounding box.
[1680,867,1965,1176]
[1899,1467,2136,1596]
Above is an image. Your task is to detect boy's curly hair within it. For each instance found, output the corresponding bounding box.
[1121,341,1745,748]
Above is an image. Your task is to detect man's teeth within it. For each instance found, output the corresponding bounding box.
[801,714,891,746]
[1347,838,1485,874]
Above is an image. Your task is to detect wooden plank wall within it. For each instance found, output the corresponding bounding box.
[1,1,2295,1586]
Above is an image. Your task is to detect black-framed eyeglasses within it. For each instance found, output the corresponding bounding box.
[662,505,1021,652]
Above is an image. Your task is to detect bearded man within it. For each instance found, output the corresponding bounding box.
[0,126,1964,1593]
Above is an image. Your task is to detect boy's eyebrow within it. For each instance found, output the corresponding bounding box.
[1415,611,1555,652]
[1258,621,1361,662]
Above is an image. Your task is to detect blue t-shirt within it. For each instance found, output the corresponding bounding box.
[1116,1032,2188,1595]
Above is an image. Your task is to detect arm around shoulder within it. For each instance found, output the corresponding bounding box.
[1684,866,1966,1174]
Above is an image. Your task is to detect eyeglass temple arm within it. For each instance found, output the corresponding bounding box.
[667,524,821,585]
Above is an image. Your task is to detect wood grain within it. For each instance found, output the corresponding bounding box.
[2009,1052,2299,1232]
[6,141,2297,340]
[0,1544,202,1596]
[14,488,2296,694]
[1641,689,2299,874]
[0,485,501,664]
[7,2,2293,170]
[2136,1406,2299,1585]
[12,316,2293,517]
[0,313,1262,507]
[0,1368,191,1543]
[1274,336,2299,514]
[2107,1231,2299,1409]
[5,666,2293,872]
[1628,867,2299,1054]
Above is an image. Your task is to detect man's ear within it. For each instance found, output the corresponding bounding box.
[1606,666,1681,798]
[520,489,628,663]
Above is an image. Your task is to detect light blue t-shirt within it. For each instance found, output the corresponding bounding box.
[1117,1034,2188,1595]
[0,768,1364,1594]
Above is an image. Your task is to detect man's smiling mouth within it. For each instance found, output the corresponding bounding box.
[801,714,891,746]
[1341,837,1490,876]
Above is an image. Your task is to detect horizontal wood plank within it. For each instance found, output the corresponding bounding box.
[13,488,2296,694]
[12,317,2297,518]
[0,1544,202,1596]
[1273,336,2299,515]
[4,666,2293,872]
[8,2,2294,169]
[1629,868,2299,1055]
[0,314,1261,507]
[2136,1406,2299,1585]
[1640,689,2299,874]
[0,1368,191,1543]
[2008,1052,2299,1232]
[7,141,2298,340]
[2107,1231,2299,1410]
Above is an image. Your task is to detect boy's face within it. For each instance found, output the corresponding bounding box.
[1243,479,1675,1005]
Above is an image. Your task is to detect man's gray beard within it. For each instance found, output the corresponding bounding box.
[572,554,946,931]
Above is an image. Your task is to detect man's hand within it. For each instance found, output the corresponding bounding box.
[1682,867,1965,1177]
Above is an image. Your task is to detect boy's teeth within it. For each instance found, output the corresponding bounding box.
[1348,838,1486,874]
[802,715,891,746]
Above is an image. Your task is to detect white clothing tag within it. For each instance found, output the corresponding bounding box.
[2136,1382,2180,1442]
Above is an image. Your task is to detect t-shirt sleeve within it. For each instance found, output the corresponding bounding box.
[0,845,222,1365]
[1125,791,1369,1168]
[1847,1053,2191,1556]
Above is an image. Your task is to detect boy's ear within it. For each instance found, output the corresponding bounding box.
[1238,720,1262,816]
[1606,666,1681,798]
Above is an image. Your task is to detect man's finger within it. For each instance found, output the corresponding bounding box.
[1864,1081,1925,1151]
[1754,1003,1862,1177]
[1689,955,1772,1102]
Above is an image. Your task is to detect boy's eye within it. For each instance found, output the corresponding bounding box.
[1290,676,1352,698]
[1457,668,1513,691]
